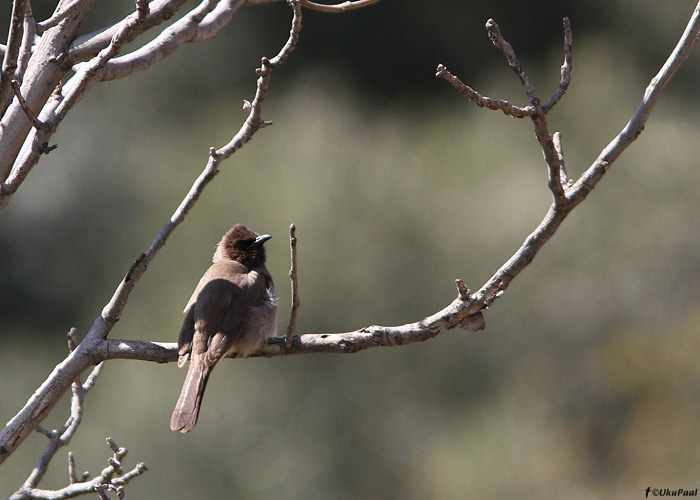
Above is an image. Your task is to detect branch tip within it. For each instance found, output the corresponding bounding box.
[455,279,471,300]
[67,327,78,352]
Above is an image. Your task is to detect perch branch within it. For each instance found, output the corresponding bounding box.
[286,223,300,346]
[0,0,304,467]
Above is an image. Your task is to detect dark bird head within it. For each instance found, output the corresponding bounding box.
[213,224,271,268]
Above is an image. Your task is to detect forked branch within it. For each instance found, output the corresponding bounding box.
[9,330,147,500]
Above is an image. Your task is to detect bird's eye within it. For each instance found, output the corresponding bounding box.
[234,239,254,250]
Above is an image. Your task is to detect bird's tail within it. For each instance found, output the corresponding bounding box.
[170,360,211,433]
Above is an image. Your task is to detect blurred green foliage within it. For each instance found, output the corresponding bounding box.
[1,1,700,498]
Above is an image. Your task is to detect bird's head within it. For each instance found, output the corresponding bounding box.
[213,224,271,268]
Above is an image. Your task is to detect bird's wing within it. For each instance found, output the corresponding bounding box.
[176,307,195,367]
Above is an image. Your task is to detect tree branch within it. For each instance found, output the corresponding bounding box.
[0,0,27,118]
[300,0,380,13]
[10,438,147,500]
[542,17,573,112]
[0,0,150,208]
[66,0,193,64]
[95,0,238,82]
[8,328,146,500]
[0,0,96,195]
[35,0,85,35]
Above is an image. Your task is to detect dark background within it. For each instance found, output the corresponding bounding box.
[1,1,699,498]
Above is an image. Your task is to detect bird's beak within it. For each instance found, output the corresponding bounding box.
[251,234,272,248]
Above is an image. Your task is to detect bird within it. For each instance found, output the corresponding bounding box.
[170,224,277,433]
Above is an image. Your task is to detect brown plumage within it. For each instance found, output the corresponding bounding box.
[170,224,277,433]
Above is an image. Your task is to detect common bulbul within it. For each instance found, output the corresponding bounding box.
[170,224,277,433]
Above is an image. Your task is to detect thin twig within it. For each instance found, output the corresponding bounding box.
[286,223,300,347]
[435,64,535,118]
[67,327,78,352]
[485,18,539,105]
[454,279,470,300]
[7,1,36,109]
[68,452,78,484]
[10,79,45,130]
[543,17,573,112]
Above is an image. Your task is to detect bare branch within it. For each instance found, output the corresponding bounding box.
[542,17,573,112]
[0,0,27,117]
[435,64,535,118]
[10,80,45,131]
[7,355,146,500]
[485,18,538,105]
[474,4,700,305]
[66,0,193,64]
[96,0,241,82]
[9,2,36,96]
[8,341,105,500]
[300,0,380,13]
[36,0,86,34]
[0,0,95,201]
[286,223,300,346]
[10,438,147,500]
[0,0,149,207]
[568,2,700,206]
[440,20,570,208]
